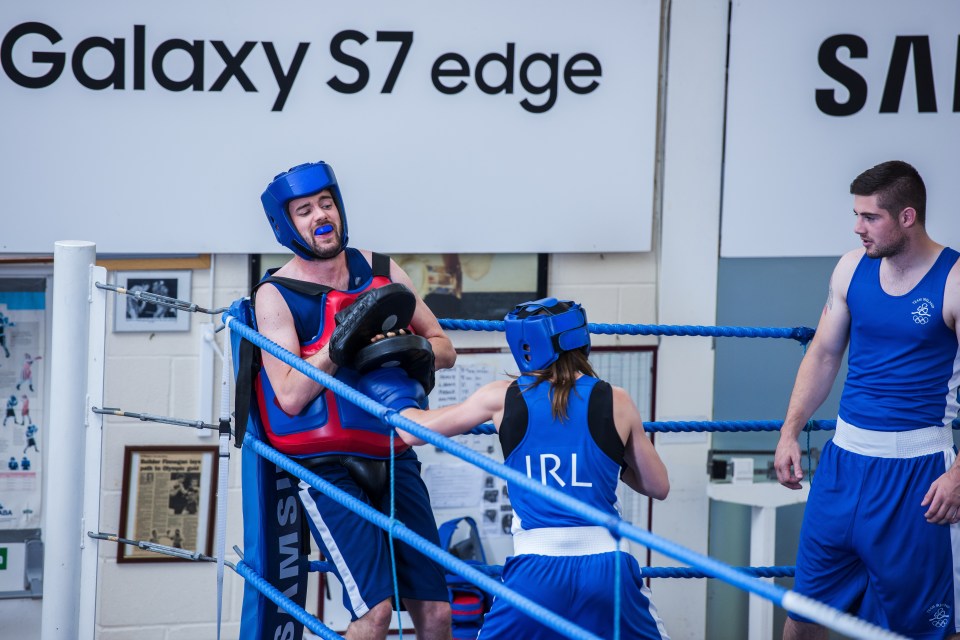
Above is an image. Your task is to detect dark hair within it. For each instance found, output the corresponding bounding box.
[521,348,597,421]
[849,160,926,225]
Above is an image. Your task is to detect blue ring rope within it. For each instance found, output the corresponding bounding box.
[642,565,794,579]
[468,419,957,435]
[226,317,787,607]
[308,560,795,580]
[225,313,911,639]
[234,559,344,640]
[438,319,816,344]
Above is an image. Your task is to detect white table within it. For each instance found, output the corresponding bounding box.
[707,481,810,640]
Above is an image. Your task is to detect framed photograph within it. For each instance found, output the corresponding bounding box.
[117,446,218,563]
[113,270,192,332]
[390,253,547,320]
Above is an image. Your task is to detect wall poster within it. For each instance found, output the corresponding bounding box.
[0,278,46,531]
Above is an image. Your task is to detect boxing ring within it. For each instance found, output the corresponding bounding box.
[43,241,923,640]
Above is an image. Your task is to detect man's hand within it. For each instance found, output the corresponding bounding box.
[921,466,960,525]
[329,283,416,367]
[774,436,805,490]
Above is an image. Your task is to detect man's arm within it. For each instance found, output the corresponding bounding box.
[921,256,960,525]
[613,386,669,500]
[396,380,510,446]
[388,258,457,369]
[255,283,338,415]
[774,250,859,489]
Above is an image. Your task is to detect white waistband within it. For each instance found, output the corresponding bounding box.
[512,526,623,557]
[833,417,954,458]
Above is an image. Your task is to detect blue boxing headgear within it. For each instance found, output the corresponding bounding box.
[261,161,348,260]
[504,298,590,372]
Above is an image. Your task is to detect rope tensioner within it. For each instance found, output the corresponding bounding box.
[88,532,218,564]
[91,406,229,433]
[95,281,228,316]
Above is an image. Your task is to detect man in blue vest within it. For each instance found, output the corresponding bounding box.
[775,160,960,639]
[255,161,457,639]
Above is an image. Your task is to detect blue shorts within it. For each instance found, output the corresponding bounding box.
[790,425,960,638]
[298,449,448,619]
[479,551,669,640]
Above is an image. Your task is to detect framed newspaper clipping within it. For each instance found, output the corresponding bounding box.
[117,446,218,563]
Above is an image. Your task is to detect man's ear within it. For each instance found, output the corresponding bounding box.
[899,206,918,228]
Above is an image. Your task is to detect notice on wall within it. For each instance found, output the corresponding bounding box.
[430,363,498,408]
[0,279,46,530]
[423,463,484,509]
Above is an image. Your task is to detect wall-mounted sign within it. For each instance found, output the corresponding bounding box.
[1,1,661,255]
[722,0,960,258]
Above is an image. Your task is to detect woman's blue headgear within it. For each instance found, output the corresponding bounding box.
[260,161,348,260]
[504,298,590,372]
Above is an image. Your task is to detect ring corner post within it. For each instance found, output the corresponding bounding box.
[41,240,98,640]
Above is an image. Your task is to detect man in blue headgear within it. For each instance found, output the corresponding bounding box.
[249,161,457,639]
[359,297,673,639]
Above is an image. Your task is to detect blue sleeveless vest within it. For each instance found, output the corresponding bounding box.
[840,247,960,431]
[502,375,622,529]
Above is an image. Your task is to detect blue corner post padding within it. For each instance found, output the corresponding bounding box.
[227,299,311,640]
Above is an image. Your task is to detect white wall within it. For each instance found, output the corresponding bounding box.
[95,255,248,639]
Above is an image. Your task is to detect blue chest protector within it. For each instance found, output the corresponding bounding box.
[252,249,409,458]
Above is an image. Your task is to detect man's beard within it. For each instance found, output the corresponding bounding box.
[865,232,907,259]
[306,228,343,259]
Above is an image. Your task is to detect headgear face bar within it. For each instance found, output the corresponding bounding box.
[260,161,348,260]
[504,298,590,372]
